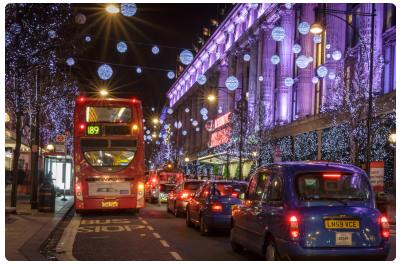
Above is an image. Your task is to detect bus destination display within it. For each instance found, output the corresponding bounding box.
[87,125,102,136]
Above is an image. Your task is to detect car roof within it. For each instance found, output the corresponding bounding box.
[258,161,366,176]
[207,180,248,184]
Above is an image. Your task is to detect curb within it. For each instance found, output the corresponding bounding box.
[18,199,74,260]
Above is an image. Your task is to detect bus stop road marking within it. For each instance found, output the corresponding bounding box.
[160,240,170,248]
[140,233,146,237]
[147,225,154,231]
[141,220,148,225]
[170,251,183,260]
[152,232,161,239]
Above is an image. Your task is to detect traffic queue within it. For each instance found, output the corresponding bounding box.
[146,161,390,261]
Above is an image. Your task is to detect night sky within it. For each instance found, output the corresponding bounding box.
[71,3,231,119]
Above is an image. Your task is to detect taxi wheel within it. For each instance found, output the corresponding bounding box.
[265,237,280,261]
[186,210,194,227]
[200,216,209,236]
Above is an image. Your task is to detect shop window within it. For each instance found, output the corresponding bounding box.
[383,44,396,93]
[384,4,396,31]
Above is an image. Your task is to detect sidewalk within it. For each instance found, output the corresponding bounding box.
[5,193,74,260]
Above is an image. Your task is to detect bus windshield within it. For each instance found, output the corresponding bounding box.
[84,150,135,167]
[86,106,132,123]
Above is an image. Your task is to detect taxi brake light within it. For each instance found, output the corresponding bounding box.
[323,173,341,179]
[180,191,189,199]
[379,216,390,239]
[211,202,223,213]
[289,215,299,239]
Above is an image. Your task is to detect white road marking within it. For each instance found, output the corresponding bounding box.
[147,225,154,231]
[153,232,161,239]
[56,215,81,261]
[141,220,148,225]
[170,251,183,260]
[160,240,170,247]
[140,233,146,237]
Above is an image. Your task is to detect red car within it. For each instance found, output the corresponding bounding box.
[167,180,204,217]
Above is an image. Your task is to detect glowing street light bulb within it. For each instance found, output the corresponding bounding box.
[99,89,109,96]
[184,157,190,162]
[46,144,54,151]
[151,133,157,138]
[106,4,120,14]
[207,94,216,102]
[152,118,159,124]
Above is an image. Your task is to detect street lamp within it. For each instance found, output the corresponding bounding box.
[388,127,396,146]
[207,94,216,103]
[251,151,258,157]
[184,157,190,162]
[46,144,54,151]
[152,117,159,125]
[311,5,376,177]
[99,89,109,97]
[106,4,120,14]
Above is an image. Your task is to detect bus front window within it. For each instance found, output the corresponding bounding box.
[84,150,135,169]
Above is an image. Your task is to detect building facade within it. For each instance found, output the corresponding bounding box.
[162,3,396,188]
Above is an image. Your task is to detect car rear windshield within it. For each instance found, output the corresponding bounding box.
[213,183,247,197]
[296,172,371,202]
[160,184,175,193]
[184,181,203,191]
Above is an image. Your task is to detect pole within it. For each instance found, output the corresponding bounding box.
[238,78,245,181]
[365,4,375,177]
[31,66,40,209]
[61,135,68,201]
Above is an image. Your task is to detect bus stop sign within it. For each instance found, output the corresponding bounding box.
[56,134,66,143]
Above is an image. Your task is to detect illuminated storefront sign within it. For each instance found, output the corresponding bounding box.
[209,127,232,148]
[205,112,232,132]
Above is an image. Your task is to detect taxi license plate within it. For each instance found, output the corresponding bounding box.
[324,219,360,229]
[101,201,119,208]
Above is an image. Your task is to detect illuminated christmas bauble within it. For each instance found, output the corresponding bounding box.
[284,77,294,87]
[167,108,173,114]
[225,76,239,91]
[167,71,175,79]
[313,35,322,44]
[185,108,190,113]
[66,57,75,66]
[271,55,280,65]
[292,44,301,54]
[146,130,150,134]
[298,22,310,35]
[182,130,187,136]
[328,72,336,80]
[196,127,200,132]
[312,77,319,84]
[121,3,137,17]
[85,35,91,42]
[202,115,208,121]
[117,41,127,53]
[75,13,86,24]
[243,54,251,62]
[98,64,113,80]
[179,49,194,65]
[285,3,293,9]
[200,107,208,116]
[317,65,328,78]
[218,106,223,114]
[136,67,142,74]
[174,121,182,129]
[151,107,155,111]
[326,53,331,59]
[332,50,342,61]
[296,55,310,69]
[272,27,285,41]
[192,120,198,126]
[326,44,331,49]
[152,45,160,55]
[197,74,207,85]
[258,76,264,82]
[308,56,314,63]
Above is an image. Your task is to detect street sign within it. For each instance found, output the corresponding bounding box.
[370,161,384,192]
[56,134,66,143]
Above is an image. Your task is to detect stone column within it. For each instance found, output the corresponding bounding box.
[218,58,229,114]
[234,50,244,108]
[276,9,295,124]
[260,26,276,128]
[296,4,316,118]
[247,38,258,128]
[322,3,346,107]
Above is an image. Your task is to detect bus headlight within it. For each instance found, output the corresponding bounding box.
[138,182,144,191]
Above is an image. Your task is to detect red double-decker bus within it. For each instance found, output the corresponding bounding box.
[73,96,145,213]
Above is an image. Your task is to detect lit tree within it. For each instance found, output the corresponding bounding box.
[5,4,83,206]
[321,34,385,165]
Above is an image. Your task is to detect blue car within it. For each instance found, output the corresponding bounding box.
[230,162,390,260]
[186,180,247,235]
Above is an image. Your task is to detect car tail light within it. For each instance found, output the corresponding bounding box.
[231,192,238,198]
[180,191,189,199]
[132,98,138,104]
[211,202,223,213]
[379,216,390,239]
[323,173,341,179]
[289,215,299,239]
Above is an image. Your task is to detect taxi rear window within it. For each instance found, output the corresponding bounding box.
[296,172,371,202]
